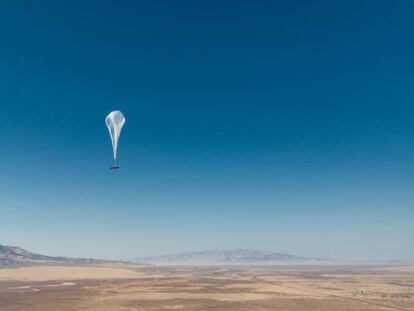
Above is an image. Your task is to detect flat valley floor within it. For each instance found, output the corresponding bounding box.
[0,265,413,310]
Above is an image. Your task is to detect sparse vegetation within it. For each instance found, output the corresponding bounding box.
[1,265,413,310]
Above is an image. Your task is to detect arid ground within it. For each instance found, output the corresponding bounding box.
[0,265,413,310]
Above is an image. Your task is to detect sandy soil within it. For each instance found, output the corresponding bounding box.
[0,265,413,310]
[0,266,142,281]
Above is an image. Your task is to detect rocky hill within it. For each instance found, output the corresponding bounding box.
[0,244,114,266]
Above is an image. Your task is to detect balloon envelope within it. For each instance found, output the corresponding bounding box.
[105,111,125,161]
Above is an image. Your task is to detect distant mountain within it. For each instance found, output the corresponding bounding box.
[134,249,330,266]
[0,244,114,266]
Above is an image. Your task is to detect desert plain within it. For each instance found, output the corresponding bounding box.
[0,264,413,311]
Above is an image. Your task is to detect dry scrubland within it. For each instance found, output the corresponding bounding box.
[0,265,413,310]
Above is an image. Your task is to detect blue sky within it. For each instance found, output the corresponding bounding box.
[0,1,413,260]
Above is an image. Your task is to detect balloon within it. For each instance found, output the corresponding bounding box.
[105,111,125,169]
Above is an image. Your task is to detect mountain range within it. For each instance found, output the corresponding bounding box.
[5,244,404,267]
[134,249,330,266]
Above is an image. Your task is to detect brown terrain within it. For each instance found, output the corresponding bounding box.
[0,264,413,311]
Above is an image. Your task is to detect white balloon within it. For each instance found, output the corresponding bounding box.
[105,111,125,167]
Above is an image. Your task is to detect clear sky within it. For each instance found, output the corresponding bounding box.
[0,1,413,261]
